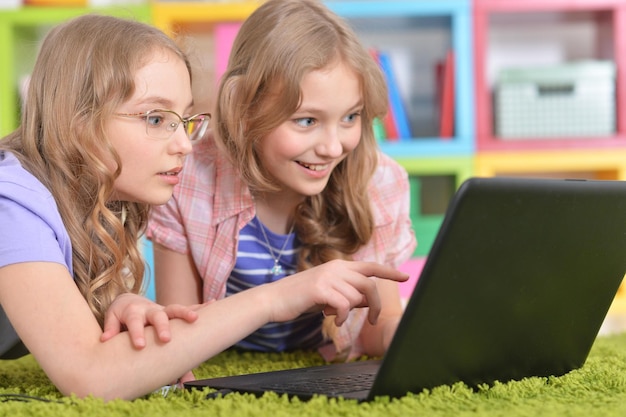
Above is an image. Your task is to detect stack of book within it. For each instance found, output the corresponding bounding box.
[370,48,455,142]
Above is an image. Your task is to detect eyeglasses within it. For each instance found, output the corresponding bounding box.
[115,109,211,142]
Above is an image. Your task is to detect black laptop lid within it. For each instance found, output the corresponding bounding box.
[371,177,626,398]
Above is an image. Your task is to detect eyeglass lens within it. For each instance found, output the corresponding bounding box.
[185,115,210,141]
[145,111,209,141]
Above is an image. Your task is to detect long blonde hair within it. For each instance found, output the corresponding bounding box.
[0,14,191,326]
[215,0,388,270]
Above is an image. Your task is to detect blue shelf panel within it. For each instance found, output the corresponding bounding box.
[326,1,470,17]
[379,138,474,158]
[326,0,474,158]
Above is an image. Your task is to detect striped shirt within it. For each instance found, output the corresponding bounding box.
[226,217,324,351]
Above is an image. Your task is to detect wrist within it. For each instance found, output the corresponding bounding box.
[381,315,401,350]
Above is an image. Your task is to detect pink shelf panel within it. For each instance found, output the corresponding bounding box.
[473,0,626,151]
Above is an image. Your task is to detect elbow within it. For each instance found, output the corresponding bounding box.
[51,369,136,401]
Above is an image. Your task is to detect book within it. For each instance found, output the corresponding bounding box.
[377,50,412,140]
[436,50,455,139]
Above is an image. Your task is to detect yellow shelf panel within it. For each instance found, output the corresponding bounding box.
[151,0,261,34]
[475,149,626,180]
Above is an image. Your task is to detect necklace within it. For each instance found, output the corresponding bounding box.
[256,217,295,276]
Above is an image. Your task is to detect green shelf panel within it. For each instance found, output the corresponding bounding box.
[402,155,474,256]
[0,5,151,136]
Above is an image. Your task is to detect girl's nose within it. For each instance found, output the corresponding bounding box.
[170,126,193,156]
[316,128,343,158]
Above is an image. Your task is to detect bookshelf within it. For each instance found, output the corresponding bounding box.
[4,0,626,263]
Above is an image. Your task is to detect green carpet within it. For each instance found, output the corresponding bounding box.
[2,333,626,416]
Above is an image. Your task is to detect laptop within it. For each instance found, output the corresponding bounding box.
[185,177,626,401]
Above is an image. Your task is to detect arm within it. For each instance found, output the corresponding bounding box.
[357,154,417,356]
[0,259,407,401]
[153,242,202,305]
[152,242,204,384]
[100,293,200,348]
[358,278,404,357]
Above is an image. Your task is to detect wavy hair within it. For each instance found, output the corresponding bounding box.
[0,14,191,326]
[215,0,388,270]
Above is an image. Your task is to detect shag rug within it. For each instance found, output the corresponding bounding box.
[1,332,626,416]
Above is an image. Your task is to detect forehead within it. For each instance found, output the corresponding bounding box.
[297,62,362,107]
[127,49,193,110]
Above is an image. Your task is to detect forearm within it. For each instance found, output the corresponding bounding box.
[359,314,401,357]
[153,243,203,305]
[52,288,272,400]
[357,277,404,357]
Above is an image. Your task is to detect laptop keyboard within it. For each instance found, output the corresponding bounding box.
[261,371,376,395]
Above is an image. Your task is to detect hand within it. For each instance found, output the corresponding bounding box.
[100,293,200,348]
[266,260,408,327]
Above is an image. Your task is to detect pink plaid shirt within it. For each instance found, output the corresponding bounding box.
[147,137,416,361]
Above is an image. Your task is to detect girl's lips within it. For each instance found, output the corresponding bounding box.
[296,161,330,171]
[158,166,183,176]
[157,167,183,185]
[158,171,181,185]
[295,161,333,179]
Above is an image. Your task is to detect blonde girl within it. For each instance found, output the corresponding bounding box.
[149,0,416,377]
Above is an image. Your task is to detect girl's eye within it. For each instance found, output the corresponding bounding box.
[344,112,361,123]
[145,114,165,127]
[294,117,316,128]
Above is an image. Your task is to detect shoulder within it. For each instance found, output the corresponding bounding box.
[369,152,410,195]
[0,151,72,271]
[0,151,56,208]
[368,152,411,222]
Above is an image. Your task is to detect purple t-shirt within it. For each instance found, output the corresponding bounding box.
[0,151,72,272]
[0,150,73,358]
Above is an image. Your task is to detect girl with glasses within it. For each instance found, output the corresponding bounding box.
[0,13,406,400]
[148,0,416,384]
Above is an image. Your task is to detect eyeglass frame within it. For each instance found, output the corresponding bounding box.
[114,109,211,142]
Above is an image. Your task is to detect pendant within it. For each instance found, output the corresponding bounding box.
[270,260,284,276]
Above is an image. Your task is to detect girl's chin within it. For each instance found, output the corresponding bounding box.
[149,195,175,206]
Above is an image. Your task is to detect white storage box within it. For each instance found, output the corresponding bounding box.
[494,61,615,139]
[0,0,21,8]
